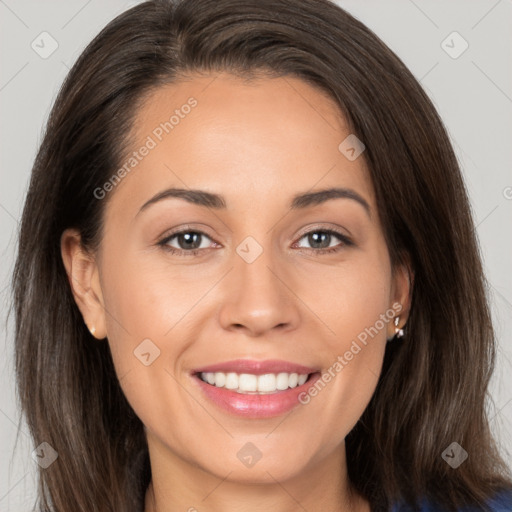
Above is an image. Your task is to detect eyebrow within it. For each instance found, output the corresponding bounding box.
[137,186,371,216]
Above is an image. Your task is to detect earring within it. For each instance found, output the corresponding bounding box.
[89,325,96,336]
[394,316,404,338]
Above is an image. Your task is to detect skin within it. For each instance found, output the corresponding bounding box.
[61,72,411,512]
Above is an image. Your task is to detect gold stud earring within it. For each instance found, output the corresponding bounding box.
[89,325,96,336]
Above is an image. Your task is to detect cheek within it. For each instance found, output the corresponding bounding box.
[293,250,392,415]
[97,248,190,435]
[101,240,219,333]
[98,241,221,407]
[97,240,179,380]
[100,238,191,340]
[294,251,393,348]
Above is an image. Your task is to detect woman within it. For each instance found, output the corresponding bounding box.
[11,0,512,510]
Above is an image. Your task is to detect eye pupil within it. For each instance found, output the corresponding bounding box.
[308,232,330,249]
[178,232,201,250]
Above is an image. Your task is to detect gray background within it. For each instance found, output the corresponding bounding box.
[1,0,511,509]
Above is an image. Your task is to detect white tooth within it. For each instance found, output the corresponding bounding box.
[214,372,226,387]
[276,372,290,390]
[239,373,258,392]
[258,373,277,392]
[297,374,308,386]
[204,371,311,393]
[225,372,239,390]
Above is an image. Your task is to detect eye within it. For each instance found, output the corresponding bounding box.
[157,227,353,257]
[294,229,353,254]
[158,230,215,256]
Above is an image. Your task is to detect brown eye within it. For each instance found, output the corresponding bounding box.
[158,230,214,255]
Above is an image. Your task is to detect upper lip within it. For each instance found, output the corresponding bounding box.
[192,359,320,376]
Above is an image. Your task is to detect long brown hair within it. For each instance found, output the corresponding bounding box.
[11,0,512,510]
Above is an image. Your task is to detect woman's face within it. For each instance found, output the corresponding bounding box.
[63,72,410,486]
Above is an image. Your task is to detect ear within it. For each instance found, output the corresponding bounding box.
[387,256,414,339]
[60,228,107,339]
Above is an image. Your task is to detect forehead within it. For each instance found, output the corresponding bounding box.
[108,72,374,215]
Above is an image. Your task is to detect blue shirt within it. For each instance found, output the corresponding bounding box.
[391,489,512,511]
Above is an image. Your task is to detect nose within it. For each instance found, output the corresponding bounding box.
[218,245,301,337]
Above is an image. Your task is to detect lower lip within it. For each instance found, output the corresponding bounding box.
[192,372,322,418]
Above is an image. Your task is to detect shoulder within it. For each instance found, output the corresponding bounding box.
[479,489,512,511]
[391,489,512,511]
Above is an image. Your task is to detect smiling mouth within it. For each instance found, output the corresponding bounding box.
[196,371,318,394]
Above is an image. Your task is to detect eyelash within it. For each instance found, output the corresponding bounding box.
[157,228,353,257]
